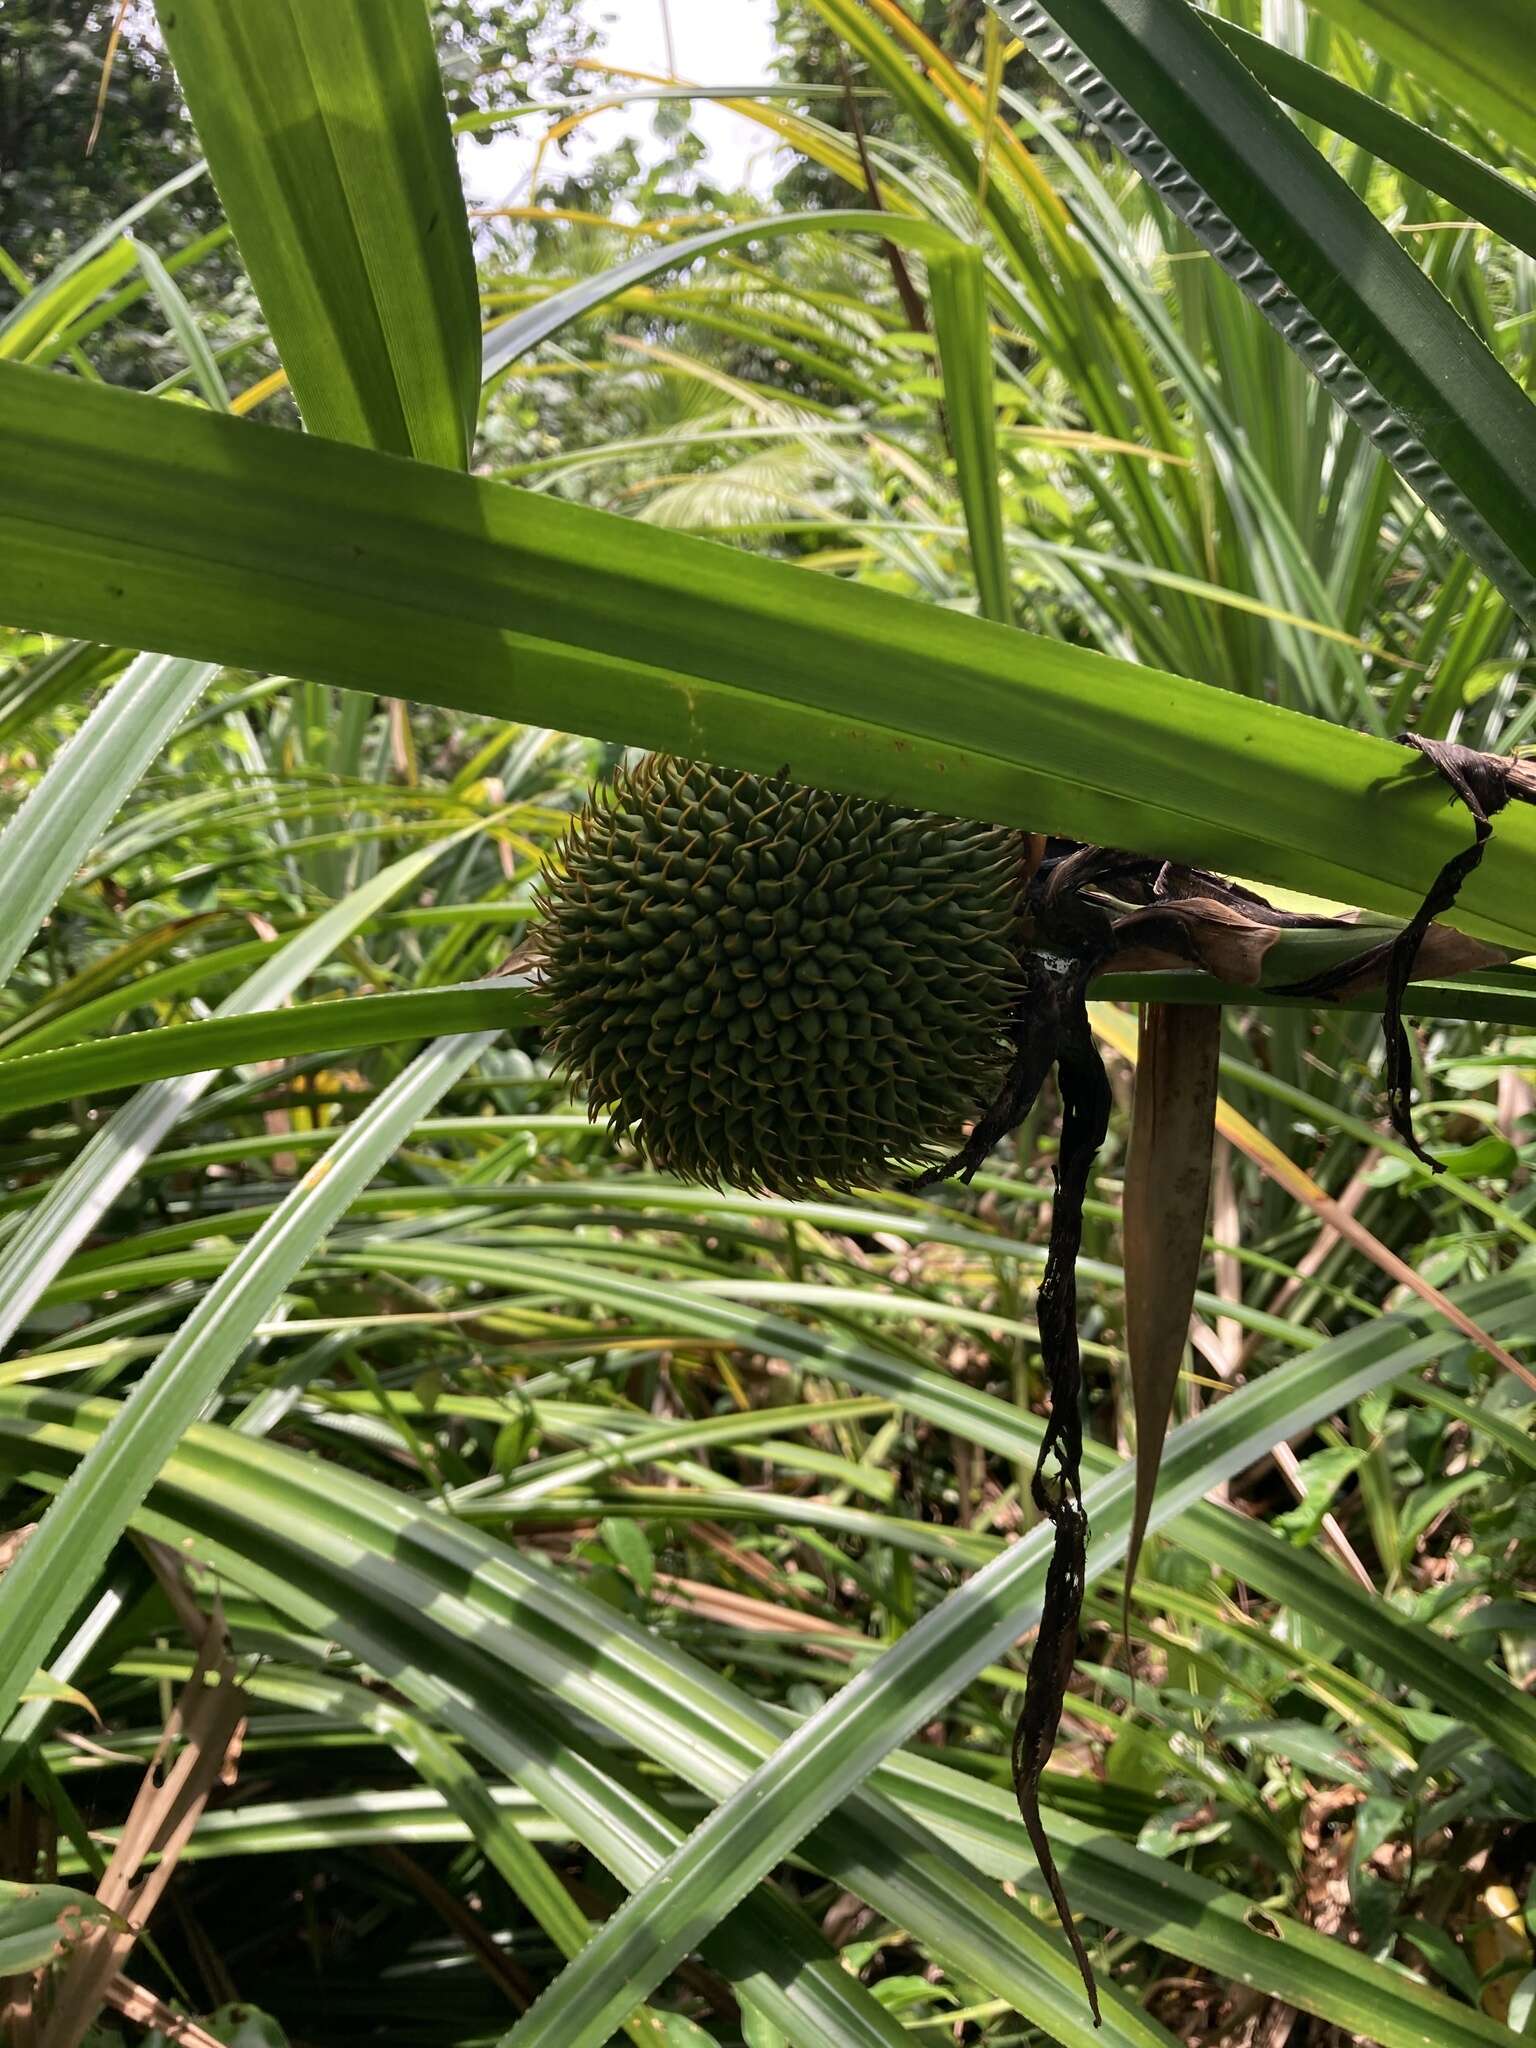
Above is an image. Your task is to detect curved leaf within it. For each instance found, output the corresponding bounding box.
[0,836,482,1353]
[0,1363,1520,2048]
[0,655,215,988]
[481,207,960,376]
[422,1260,1536,2044]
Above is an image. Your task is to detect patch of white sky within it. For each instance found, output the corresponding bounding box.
[457,0,792,212]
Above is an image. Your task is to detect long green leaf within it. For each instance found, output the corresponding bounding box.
[0,162,207,362]
[3,956,1526,1127]
[1092,964,1536,1029]
[132,238,231,410]
[0,837,481,1353]
[482,207,961,376]
[0,1880,112,1975]
[878,1747,1517,2048]
[85,1626,1499,2048]
[0,1402,1503,2048]
[224,1671,681,2048]
[0,654,216,987]
[992,0,1536,624]
[469,1265,1536,2047]
[155,0,479,465]
[1300,0,1536,162]
[1206,18,1536,260]
[5,366,1536,948]
[0,1396,1176,2048]
[0,983,533,1116]
[0,0,484,1072]
[928,246,1013,623]
[396,1243,1536,1773]
[1,1270,1519,2048]
[108,1651,912,2048]
[0,1028,497,1735]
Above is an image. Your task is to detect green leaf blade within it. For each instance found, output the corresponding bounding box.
[0,1028,496,1735]
[1302,0,1536,162]
[1206,19,1536,260]
[155,0,479,465]
[0,654,215,988]
[5,363,1536,950]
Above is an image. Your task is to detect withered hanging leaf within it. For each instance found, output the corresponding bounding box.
[1120,1001,1221,1638]
[1013,1492,1094,2017]
[1377,738,1526,1169]
[1108,893,1319,983]
[923,941,1111,2022]
[1011,972,1110,2027]
[1278,736,1535,1166]
[1278,913,1507,1000]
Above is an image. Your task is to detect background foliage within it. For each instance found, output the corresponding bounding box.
[1,2,1534,2044]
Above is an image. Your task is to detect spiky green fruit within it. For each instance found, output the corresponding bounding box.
[536,756,1023,1194]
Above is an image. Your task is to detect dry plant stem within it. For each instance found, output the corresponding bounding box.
[834,46,930,340]
[1271,1441,1376,1592]
[104,1978,226,2048]
[1188,1322,1373,1588]
[1209,1139,1244,1374]
[39,1550,245,2048]
[1237,1151,1381,1366]
[376,1844,535,2009]
[650,1573,857,1644]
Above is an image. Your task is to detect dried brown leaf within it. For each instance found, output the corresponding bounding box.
[39,1559,246,2048]
[104,1977,228,2048]
[1121,1003,1221,1632]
